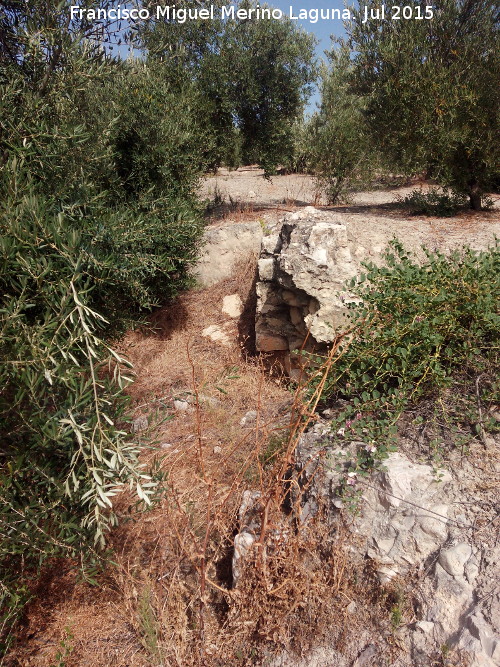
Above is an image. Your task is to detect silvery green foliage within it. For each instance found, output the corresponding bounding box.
[0,12,208,650]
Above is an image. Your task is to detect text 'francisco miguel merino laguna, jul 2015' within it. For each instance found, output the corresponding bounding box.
[69,4,359,25]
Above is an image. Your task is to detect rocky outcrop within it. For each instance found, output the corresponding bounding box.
[255,207,377,356]
[290,423,500,667]
[233,421,499,666]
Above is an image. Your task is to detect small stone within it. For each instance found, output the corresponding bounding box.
[202,324,230,346]
[160,442,173,449]
[248,190,256,198]
[418,504,449,540]
[289,306,303,327]
[258,257,275,281]
[354,645,377,666]
[438,543,472,579]
[376,562,398,584]
[374,536,396,555]
[281,289,305,307]
[261,234,280,255]
[464,556,479,584]
[131,415,148,433]
[173,400,190,411]
[233,531,256,585]
[222,294,243,318]
[240,410,257,427]
[255,332,288,351]
[415,621,434,633]
[346,601,357,614]
[213,446,222,454]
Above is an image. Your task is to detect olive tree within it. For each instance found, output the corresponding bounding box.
[307,45,375,203]
[344,0,500,209]
[138,0,318,173]
[0,4,207,648]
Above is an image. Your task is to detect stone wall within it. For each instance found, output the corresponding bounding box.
[255,207,377,360]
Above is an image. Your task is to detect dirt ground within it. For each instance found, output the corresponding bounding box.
[5,170,500,667]
[202,167,500,255]
[6,260,296,667]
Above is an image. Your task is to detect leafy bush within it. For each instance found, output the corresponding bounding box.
[397,188,469,217]
[1,58,206,323]
[0,178,156,654]
[309,241,500,469]
[0,46,207,652]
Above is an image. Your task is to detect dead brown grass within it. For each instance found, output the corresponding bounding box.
[5,261,407,667]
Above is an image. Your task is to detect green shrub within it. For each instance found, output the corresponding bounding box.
[397,188,469,217]
[1,58,207,324]
[309,241,500,469]
[0,49,206,652]
[0,167,176,638]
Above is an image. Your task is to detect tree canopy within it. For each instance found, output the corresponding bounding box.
[0,0,319,651]
[137,0,318,173]
[343,0,500,208]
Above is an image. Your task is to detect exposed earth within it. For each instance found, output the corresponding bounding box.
[201,167,500,253]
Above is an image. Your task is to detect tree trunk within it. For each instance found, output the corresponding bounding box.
[468,181,482,210]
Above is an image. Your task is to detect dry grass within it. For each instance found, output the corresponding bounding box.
[5,258,412,667]
[6,175,497,666]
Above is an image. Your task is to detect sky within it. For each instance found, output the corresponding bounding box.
[266,0,348,56]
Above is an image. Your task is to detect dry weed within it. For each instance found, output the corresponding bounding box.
[6,267,407,667]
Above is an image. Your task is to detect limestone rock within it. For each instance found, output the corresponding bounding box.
[192,221,262,287]
[198,394,220,409]
[439,543,473,579]
[222,294,243,318]
[294,428,452,584]
[202,324,231,346]
[415,621,435,634]
[257,257,275,281]
[291,421,500,666]
[458,607,500,666]
[255,208,375,353]
[240,410,257,427]
[232,490,262,586]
